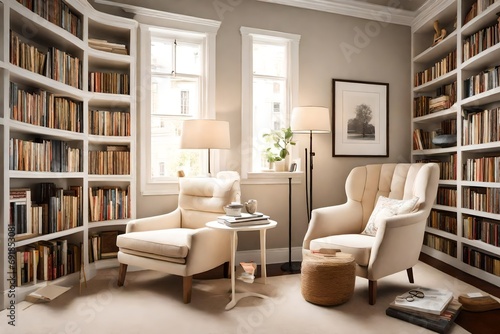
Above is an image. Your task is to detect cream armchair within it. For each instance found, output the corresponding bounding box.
[117,172,240,303]
[303,163,439,305]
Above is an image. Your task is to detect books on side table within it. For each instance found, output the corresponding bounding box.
[217,213,270,227]
[386,288,461,334]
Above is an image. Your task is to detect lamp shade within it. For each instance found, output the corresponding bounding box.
[180,119,230,149]
[290,107,331,133]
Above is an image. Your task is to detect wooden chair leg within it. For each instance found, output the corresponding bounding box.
[117,264,127,287]
[369,280,377,305]
[183,276,193,303]
[407,268,414,283]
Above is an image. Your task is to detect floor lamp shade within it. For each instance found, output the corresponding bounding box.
[290,106,330,223]
[180,119,230,174]
[180,119,230,150]
[290,107,331,133]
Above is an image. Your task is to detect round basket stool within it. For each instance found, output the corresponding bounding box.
[301,251,356,306]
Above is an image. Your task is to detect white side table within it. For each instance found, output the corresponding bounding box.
[206,220,277,310]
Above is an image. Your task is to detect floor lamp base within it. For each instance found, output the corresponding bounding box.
[280,261,302,273]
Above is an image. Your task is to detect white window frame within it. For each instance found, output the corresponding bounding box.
[240,27,301,183]
[130,9,220,195]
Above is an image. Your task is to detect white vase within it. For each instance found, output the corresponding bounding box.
[274,156,290,172]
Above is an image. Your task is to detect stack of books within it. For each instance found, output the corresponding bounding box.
[217,213,270,227]
[386,287,461,333]
[429,95,451,113]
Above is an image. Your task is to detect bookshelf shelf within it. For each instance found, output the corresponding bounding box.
[15,226,85,248]
[413,30,457,64]
[0,0,137,309]
[413,69,458,93]
[412,0,500,287]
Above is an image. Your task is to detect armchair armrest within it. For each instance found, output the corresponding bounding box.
[303,200,363,249]
[185,227,231,275]
[368,210,428,280]
[126,208,182,233]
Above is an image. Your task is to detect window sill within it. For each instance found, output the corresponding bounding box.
[242,171,303,185]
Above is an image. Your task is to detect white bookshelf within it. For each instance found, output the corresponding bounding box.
[411,0,500,286]
[0,0,137,309]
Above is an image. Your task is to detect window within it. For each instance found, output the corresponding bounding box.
[149,33,202,179]
[241,27,300,180]
[137,14,219,195]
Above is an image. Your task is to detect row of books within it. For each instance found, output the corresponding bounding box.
[463,0,498,25]
[10,185,83,239]
[463,65,500,99]
[413,129,439,150]
[436,186,457,207]
[415,155,457,181]
[89,109,131,137]
[424,232,457,257]
[88,148,130,175]
[89,72,130,95]
[10,82,83,133]
[462,186,500,214]
[89,230,121,262]
[463,215,500,247]
[16,0,83,38]
[414,50,457,87]
[15,239,81,287]
[463,245,500,276]
[427,209,458,235]
[89,38,128,55]
[463,155,500,182]
[462,106,500,146]
[9,137,82,172]
[10,31,82,89]
[386,287,460,333]
[217,213,270,227]
[88,186,131,222]
[463,19,500,61]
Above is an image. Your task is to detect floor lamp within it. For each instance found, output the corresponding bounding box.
[180,119,230,176]
[291,107,331,222]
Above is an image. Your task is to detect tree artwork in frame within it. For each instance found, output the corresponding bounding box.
[332,79,389,157]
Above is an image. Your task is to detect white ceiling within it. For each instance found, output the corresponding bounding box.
[258,0,434,26]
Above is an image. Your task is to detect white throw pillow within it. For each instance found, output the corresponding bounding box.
[361,196,419,236]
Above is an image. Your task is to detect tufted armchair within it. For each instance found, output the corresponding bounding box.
[303,163,439,305]
[117,172,240,303]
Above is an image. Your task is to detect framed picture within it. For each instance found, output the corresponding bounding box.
[332,79,389,157]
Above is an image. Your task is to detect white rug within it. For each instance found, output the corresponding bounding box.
[1,261,479,334]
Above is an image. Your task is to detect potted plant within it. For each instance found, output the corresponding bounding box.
[262,127,296,171]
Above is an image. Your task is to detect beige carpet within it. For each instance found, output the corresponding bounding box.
[1,261,480,334]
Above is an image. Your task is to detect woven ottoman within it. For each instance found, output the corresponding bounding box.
[301,252,356,306]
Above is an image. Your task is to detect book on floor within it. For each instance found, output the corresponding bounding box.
[392,287,453,315]
[25,284,71,303]
[386,299,461,334]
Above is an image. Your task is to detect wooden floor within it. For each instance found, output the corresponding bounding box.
[196,253,500,334]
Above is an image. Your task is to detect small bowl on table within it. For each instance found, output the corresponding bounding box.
[224,203,243,216]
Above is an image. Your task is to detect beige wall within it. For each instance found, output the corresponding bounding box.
[93,0,411,253]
